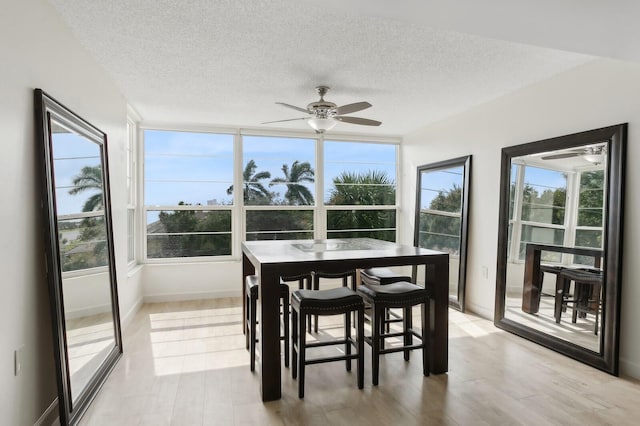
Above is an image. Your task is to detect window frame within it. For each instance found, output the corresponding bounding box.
[141,125,237,263]
[140,125,400,262]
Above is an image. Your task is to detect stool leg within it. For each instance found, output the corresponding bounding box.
[372,304,381,386]
[403,306,412,361]
[379,306,386,351]
[357,306,364,390]
[298,309,306,398]
[313,280,319,333]
[345,311,352,372]
[249,293,257,372]
[245,293,250,351]
[282,296,290,368]
[292,308,298,379]
[422,298,430,377]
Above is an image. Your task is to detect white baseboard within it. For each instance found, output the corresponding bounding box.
[464,301,494,321]
[121,296,144,330]
[65,303,113,320]
[620,356,640,380]
[34,397,58,426]
[143,289,241,304]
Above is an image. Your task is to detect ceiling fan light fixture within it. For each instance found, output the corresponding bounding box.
[308,117,336,132]
[583,153,604,164]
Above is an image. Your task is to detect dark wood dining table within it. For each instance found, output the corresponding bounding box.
[521,243,603,314]
[241,237,450,401]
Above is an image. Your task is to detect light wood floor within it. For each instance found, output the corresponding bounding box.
[79,298,640,425]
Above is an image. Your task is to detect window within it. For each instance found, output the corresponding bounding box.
[126,117,137,264]
[574,169,605,264]
[324,140,397,241]
[510,164,567,262]
[144,130,234,259]
[417,166,464,255]
[141,129,400,260]
[54,132,108,272]
[241,135,315,241]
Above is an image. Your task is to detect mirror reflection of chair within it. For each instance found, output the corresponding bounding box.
[554,268,604,334]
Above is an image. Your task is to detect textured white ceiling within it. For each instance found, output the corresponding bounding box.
[48,0,595,136]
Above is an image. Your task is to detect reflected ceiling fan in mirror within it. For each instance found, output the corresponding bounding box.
[541,144,607,164]
[262,86,382,133]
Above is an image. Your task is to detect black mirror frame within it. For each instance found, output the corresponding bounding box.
[414,155,472,311]
[35,89,123,425]
[494,124,626,375]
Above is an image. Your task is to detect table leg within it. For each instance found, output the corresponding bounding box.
[259,266,282,401]
[522,247,542,313]
[428,259,449,374]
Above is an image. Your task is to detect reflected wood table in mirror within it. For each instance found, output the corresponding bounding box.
[495,124,626,375]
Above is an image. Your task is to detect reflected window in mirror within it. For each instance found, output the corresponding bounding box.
[495,124,626,375]
[36,89,122,425]
[414,156,471,311]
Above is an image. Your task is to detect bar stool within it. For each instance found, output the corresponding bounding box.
[245,274,299,371]
[291,286,365,398]
[555,268,603,334]
[310,270,356,332]
[360,267,412,331]
[360,267,412,286]
[357,281,430,385]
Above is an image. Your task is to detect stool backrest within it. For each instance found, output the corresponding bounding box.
[312,270,356,289]
[281,273,312,290]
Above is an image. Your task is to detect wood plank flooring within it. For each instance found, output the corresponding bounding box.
[79,298,640,425]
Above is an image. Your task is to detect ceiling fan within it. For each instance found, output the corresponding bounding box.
[541,144,607,164]
[262,86,382,133]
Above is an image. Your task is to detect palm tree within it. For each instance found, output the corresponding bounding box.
[327,169,395,206]
[269,161,315,205]
[227,160,273,204]
[68,165,103,212]
[326,170,396,241]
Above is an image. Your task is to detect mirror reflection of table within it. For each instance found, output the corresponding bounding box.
[242,238,449,401]
[522,243,603,314]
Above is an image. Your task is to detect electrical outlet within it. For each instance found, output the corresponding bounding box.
[14,345,24,376]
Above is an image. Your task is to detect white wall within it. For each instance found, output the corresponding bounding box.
[401,58,640,378]
[143,261,241,302]
[0,1,139,424]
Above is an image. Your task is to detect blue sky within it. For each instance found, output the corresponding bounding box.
[419,166,463,210]
[52,131,102,216]
[144,130,397,207]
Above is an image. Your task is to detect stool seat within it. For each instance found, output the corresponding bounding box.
[358,281,427,304]
[360,267,412,285]
[292,287,362,311]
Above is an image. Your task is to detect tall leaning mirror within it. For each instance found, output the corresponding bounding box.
[35,89,122,425]
[414,156,471,311]
[495,124,626,375]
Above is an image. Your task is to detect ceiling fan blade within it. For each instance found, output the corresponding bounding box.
[334,101,371,115]
[275,102,309,114]
[334,116,382,126]
[541,152,582,160]
[261,117,308,124]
